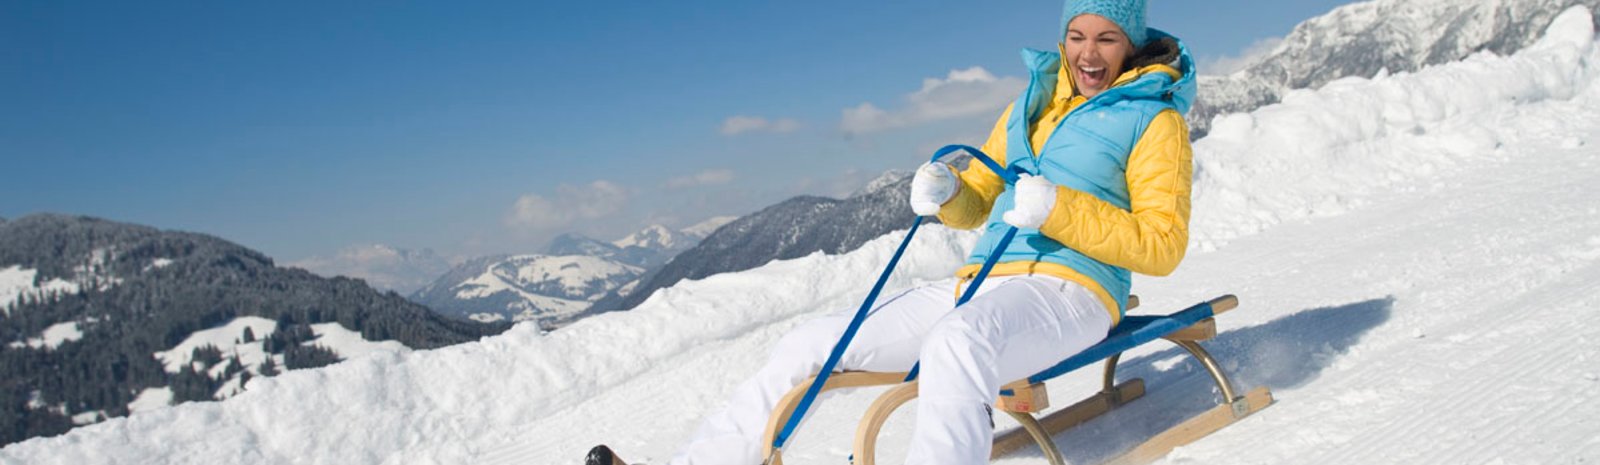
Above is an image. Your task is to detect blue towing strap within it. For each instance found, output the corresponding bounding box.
[904,145,1025,382]
[771,145,1021,451]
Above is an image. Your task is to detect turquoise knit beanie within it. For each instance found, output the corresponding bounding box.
[1061,0,1149,47]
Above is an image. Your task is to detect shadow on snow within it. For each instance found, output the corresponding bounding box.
[1022,296,1397,463]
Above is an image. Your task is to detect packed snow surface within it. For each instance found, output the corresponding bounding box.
[5,6,1600,465]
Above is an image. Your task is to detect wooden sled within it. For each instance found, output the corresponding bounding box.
[760,295,1272,465]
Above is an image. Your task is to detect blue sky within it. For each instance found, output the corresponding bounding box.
[1,0,1358,263]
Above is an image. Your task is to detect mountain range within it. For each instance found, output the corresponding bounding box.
[408,219,734,327]
[594,170,921,314]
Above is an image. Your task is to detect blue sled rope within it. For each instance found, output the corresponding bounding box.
[770,145,1024,453]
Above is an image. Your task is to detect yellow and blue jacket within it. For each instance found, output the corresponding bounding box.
[938,31,1197,326]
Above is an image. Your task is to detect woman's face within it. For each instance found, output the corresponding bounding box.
[1064,14,1135,99]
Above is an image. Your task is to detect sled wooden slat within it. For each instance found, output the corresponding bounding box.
[989,379,1145,459]
[1100,386,1273,465]
[1161,317,1216,341]
[995,379,1049,413]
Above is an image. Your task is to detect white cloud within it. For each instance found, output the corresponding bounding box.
[841,66,1025,135]
[1198,37,1284,76]
[665,169,735,189]
[287,244,452,295]
[504,180,629,231]
[720,116,802,135]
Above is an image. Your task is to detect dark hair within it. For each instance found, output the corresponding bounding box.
[1124,36,1180,72]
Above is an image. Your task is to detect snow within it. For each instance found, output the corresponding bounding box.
[0,265,81,316]
[469,312,507,323]
[448,254,638,320]
[143,258,174,272]
[305,322,410,362]
[71,411,105,426]
[8,321,85,350]
[148,317,406,400]
[613,225,677,249]
[127,388,174,414]
[0,266,34,311]
[514,255,641,295]
[453,254,639,300]
[5,6,1600,465]
[153,317,280,374]
[1189,5,1600,253]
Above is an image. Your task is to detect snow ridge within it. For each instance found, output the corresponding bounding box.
[1188,5,1598,251]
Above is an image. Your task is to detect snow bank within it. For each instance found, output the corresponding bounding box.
[1188,6,1598,251]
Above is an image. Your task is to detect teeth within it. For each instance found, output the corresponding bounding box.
[1083,67,1104,73]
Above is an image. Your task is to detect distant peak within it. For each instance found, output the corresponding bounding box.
[613,225,678,249]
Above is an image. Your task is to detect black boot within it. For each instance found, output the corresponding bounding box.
[585,445,627,465]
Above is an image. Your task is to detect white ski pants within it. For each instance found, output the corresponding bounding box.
[668,274,1112,465]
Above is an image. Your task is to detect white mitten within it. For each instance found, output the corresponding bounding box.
[1002,173,1057,229]
[909,162,959,216]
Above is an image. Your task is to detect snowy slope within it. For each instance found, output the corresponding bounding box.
[1190,0,1600,137]
[0,265,81,315]
[4,6,1600,465]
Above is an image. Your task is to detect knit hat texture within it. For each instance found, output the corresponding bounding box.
[1061,0,1149,47]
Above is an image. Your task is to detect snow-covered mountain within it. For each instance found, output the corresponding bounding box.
[613,224,678,251]
[287,244,452,295]
[0,214,506,447]
[7,2,1600,464]
[598,170,918,313]
[1189,0,1600,137]
[408,253,645,325]
[410,220,735,326]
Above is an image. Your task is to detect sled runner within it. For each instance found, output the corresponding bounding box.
[759,293,1272,465]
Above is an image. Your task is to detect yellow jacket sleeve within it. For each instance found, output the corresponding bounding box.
[1038,109,1193,276]
[936,104,1012,230]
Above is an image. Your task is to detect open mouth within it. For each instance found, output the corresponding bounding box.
[1078,65,1109,91]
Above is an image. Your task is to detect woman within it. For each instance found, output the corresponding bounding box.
[589,0,1194,463]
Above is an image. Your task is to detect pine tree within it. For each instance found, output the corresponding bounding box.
[258,356,279,377]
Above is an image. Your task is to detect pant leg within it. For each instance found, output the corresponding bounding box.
[667,278,960,465]
[903,276,1112,465]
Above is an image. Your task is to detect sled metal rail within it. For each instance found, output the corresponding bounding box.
[760,294,1273,465]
